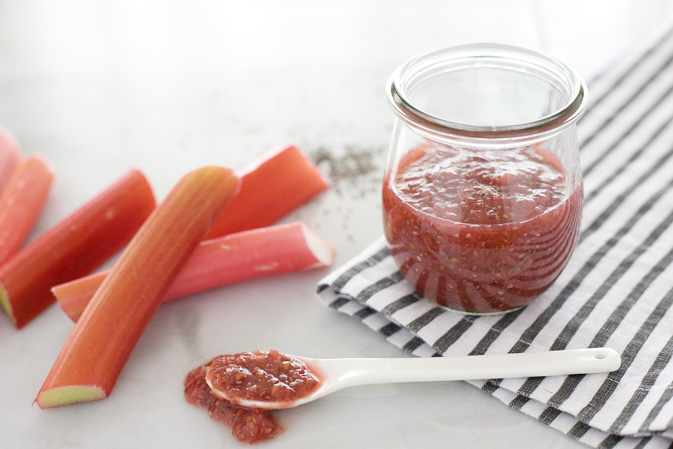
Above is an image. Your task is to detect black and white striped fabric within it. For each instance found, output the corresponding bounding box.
[317,22,673,449]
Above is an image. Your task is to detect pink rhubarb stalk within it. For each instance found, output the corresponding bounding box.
[36,166,239,408]
[54,222,335,322]
[205,144,329,239]
[0,128,21,188]
[0,169,155,328]
[0,155,54,266]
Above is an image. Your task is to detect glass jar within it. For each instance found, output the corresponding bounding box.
[382,43,587,315]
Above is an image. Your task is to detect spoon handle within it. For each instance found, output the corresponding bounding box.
[328,348,621,389]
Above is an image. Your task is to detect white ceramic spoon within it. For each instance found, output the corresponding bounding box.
[209,347,621,410]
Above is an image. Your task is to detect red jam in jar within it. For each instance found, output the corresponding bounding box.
[383,143,582,314]
[384,44,587,313]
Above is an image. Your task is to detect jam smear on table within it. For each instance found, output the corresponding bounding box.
[184,362,283,444]
[382,144,582,314]
[206,349,320,406]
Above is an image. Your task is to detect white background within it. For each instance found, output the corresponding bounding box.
[1,1,673,448]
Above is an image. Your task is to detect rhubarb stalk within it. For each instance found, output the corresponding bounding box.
[0,169,155,328]
[0,128,21,189]
[36,166,239,408]
[54,222,335,322]
[0,155,54,266]
[205,144,328,238]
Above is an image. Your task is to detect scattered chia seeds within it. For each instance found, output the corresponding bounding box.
[308,144,384,197]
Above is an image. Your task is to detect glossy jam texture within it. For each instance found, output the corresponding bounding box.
[382,144,582,314]
[206,350,320,405]
[184,362,283,444]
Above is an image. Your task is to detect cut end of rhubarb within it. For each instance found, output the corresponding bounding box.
[0,284,17,326]
[36,385,107,409]
[300,223,335,268]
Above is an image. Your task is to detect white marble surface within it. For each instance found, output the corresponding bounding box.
[1,1,673,448]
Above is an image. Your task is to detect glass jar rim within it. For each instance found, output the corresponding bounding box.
[387,43,588,146]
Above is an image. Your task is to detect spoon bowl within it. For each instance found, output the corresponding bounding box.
[208,347,621,410]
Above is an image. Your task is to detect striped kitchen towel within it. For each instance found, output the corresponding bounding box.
[317,22,673,449]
